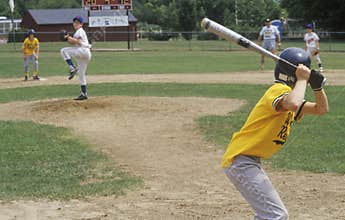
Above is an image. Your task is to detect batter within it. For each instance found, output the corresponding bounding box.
[222,48,328,220]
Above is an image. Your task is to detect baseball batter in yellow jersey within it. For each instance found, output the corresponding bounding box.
[22,29,40,81]
[223,48,328,220]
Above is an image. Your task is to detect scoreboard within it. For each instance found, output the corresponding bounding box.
[83,0,132,10]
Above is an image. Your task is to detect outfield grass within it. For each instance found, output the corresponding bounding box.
[0,82,344,174]
[1,49,344,78]
[2,39,345,52]
[0,121,141,201]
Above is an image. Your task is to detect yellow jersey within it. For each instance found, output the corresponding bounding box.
[222,83,295,168]
[22,37,39,55]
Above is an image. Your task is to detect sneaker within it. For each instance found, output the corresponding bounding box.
[24,76,28,81]
[68,67,78,80]
[33,75,40,80]
[74,94,88,101]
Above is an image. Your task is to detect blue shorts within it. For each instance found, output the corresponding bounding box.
[262,40,276,51]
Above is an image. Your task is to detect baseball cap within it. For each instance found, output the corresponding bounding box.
[265,18,271,23]
[306,24,313,29]
[73,16,84,23]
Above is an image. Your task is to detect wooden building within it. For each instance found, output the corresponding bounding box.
[21,8,137,42]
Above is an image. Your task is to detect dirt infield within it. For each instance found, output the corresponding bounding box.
[0,97,344,220]
[1,70,345,89]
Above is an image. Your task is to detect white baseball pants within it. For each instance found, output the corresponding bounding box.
[60,47,91,86]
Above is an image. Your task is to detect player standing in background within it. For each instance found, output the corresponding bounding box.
[222,48,328,220]
[258,19,281,70]
[60,16,91,101]
[22,29,40,81]
[304,24,323,72]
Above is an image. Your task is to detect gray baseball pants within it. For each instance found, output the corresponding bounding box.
[24,54,38,73]
[224,155,288,220]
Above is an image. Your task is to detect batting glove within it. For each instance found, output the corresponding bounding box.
[309,70,326,91]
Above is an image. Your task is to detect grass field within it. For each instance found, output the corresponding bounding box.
[1,49,345,78]
[0,120,141,201]
[2,39,345,52]
[0,83,344,175]
[0,40,344,201]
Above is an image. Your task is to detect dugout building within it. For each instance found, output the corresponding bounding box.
[21,8,138,42]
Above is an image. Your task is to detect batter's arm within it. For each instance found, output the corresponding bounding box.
[299,90,329,115]
[277,65,310,112]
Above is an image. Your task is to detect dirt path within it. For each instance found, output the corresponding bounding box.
[1,70,345,89]
[0,97,344,220]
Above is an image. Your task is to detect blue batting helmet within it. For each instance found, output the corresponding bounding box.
[27,29,35,35]
[275,47,311,86]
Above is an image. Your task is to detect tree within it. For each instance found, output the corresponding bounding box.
[281,0,345,31]
[176,0,197,39]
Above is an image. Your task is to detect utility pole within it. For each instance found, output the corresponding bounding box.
[235,0,238,25]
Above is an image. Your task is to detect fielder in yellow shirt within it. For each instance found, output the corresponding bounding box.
[22,29,40,81]
[223,48,329,220]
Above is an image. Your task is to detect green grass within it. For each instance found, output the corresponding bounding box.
[0,82,344,173]
[0,121,141,201]
[3,39,345,52]
[1,49,344,78]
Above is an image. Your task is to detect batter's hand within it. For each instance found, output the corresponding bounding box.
[295,64,311,81]
[309,70,326,91]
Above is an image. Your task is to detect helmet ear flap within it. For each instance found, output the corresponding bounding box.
[274,65,296,86]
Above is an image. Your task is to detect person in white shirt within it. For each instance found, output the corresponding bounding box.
[258,18,281,70]
[60,16,92,101]
[304,24,323,72]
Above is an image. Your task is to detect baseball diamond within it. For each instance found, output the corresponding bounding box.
[0,1,345,220]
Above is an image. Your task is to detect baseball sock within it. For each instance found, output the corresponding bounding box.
[66,59,75,69]
[33,70,38,76]
[81,85,87,96]
[318,63,322,68]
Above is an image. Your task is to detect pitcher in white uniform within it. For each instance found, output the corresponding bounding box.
[258,18,281,70]
[60,16,91,101]
[304,24,323,72]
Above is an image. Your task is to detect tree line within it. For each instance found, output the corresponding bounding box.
[0,0,344,31]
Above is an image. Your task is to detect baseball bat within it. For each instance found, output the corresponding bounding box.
[200,18,296,70]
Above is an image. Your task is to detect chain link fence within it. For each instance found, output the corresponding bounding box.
[1,31,345,52]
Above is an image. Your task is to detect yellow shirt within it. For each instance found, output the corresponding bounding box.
[22,37,39,55]
[221,83,295,168]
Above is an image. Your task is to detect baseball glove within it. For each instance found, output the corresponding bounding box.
[60,30,69,41]
[312,49,319,56]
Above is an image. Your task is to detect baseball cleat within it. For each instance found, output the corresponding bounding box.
[68,67,78,80]
[74,94,88,101]
[24,76,28,81]
[319,67,324,72]
[33,75,40,80]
